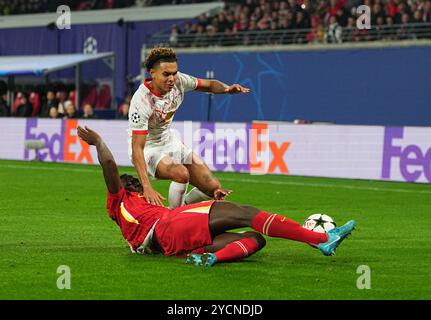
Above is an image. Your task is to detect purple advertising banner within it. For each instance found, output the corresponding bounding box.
[381,127,431,183]
[1,118,430,184]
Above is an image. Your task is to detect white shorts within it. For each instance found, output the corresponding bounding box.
[128,134,193,177]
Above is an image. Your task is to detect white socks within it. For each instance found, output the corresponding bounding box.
[184,187,211,205]
[169,184,213,208]
[168,181,188,209]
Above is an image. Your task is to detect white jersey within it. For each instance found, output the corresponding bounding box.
[128,72,200,144]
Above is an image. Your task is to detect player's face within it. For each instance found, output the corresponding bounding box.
[120,174,143,193]
[150,61,178,94]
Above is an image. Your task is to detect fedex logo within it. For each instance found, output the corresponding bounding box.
[197,122,290,174]
[381,127,431,182]
[249,123,290,174]
[24,119,93,163]
[197,123,249,172]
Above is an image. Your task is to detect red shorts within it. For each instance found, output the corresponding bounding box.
[154,200,215,256]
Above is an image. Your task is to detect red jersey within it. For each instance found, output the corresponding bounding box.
[106,188,169,251]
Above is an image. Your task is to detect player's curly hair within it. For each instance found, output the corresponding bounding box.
[144,47,177,71]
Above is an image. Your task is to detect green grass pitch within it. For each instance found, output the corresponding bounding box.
[1,159,430,300]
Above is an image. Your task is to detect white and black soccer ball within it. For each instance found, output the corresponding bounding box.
[130,112,140,124]
[83,36,98,54]
[303,213,336,233]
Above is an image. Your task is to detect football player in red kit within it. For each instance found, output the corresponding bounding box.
[77,126,356,267]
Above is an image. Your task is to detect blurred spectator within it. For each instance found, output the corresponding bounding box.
[412,10,424,23]
[217,12,230,32]
[296,10,311,29]
[385,16,398,40]
[385,0,399,18]
[57,90,68,117]
[325,0,343,23]
[192,24,207,47]
[0,81,8,117]
[0,94,9,117]
[335,7,349,27]
[81,103,97,119]
[374,16,386,40]
[398,13,416,39]
[14,93,33,117]
[423,1,431,22]
[372,2,386,26]
[169,25,180,47]
[118,102,129,120]
[49,106,59,119]
[306,16,326,43]
[64,100,78,119]
[39,90,57,118]
[398,1,412,22]
[325,15,343,43]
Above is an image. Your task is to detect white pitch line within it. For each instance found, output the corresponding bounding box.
[0,164,100,173]
[221,177,431,194]
[1,163,430,194]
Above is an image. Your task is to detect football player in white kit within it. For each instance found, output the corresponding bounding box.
[128,47,250,208]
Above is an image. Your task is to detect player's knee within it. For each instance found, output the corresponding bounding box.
[242,231,266,249]
[170,165,189,183]
[254,233,266,249]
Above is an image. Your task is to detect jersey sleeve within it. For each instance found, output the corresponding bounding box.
[177,72,201,92]
[106,188,126,220]
[128,91,152,135]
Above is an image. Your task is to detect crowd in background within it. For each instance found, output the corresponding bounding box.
[1,0,429,119]
[0,81,130,120]
[167,0,431,45]
[1,0,430,44]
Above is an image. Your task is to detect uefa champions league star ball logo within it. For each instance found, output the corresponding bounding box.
[131,112,140,124]
[83,37,98,54]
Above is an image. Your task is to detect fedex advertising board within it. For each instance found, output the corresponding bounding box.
[0,118,430,184]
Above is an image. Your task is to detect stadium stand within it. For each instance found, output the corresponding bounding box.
[147,0,431,46]
[0,0,220,15]
[1,0,430,120]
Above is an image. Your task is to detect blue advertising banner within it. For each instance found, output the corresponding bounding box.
[0,27,58,55]
[175,46,431,126]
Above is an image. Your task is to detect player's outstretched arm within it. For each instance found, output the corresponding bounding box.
[196,79,250,94]
[77,126,121,194]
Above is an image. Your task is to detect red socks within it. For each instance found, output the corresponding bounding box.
[214,237,259,262]
[251,211,328,246]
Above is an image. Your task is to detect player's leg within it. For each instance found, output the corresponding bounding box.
[129,139,190,208]
[209,201,329,246]
[186,231,265,266]
[155,156,189,208]
[209,201,356,256]
[183,153,224,203]
[205,231,266,253]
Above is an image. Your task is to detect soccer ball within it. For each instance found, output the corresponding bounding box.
[83,36,98,54]
[303,214,336,233]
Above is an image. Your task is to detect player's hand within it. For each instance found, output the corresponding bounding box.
[142,186,166,206]
[77,126,101,146]
[213,188,232,200]
[225,84,250,94]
